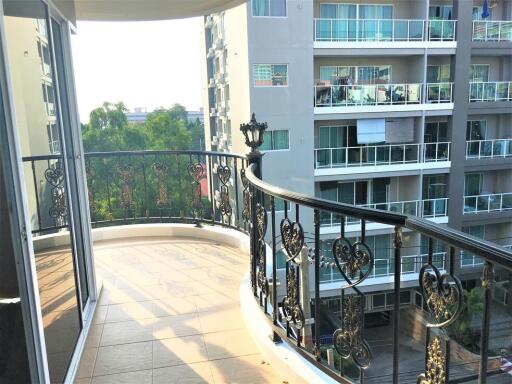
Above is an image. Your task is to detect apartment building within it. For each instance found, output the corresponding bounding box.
[201,0,512,312]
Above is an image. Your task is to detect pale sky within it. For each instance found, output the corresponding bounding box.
[71,19,203,123]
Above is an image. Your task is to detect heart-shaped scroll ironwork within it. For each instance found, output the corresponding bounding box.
[332,237,373,288]
[187,163,204,182]
[217,164,231,186]
[333,294,372,369]
[419,264,463,328]
[256,204,268,295]
[280,218,304,261]
[45,164,65,187]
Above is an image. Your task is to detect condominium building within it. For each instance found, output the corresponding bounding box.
[201,0,512,310]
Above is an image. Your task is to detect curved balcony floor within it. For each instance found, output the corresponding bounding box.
[74,237,286,384]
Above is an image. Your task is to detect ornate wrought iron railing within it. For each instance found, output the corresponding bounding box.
[22,150,248,235]
[22,147,512,383]
[243,156,512,384]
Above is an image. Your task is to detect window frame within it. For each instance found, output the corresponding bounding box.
[261,129,290,152]
[251,0,288,18]
[253,63,289,87]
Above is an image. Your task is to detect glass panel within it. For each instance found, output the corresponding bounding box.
[252,0,269,16]
[0,131,32,382]
[3,2,82,382]
[269,0,286,17]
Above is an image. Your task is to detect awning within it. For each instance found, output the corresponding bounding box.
[74,0,248,21]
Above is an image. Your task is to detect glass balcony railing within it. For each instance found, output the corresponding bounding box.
[426,82,454,103]
[313,19,456,42]
[464,192,512,213]
[466,139,512,159]
[319,198,448,228]
[314,142,450,168]
[472,20,512,42]
[469,81,512,102]
[315,82,453,107]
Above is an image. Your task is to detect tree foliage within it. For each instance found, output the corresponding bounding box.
[81,102,204,152]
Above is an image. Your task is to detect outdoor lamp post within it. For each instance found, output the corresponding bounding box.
[240,113,267,153]
[240,113,267,297]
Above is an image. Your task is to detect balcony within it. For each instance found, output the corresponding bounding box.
[464,192,512,214]
[469,81,512,102]
[313,18,456,47]
[320,198,448,234]
[472,20,512,42]
[314,142,450,173]
[314,82,453,115]
[466,139,512,159]
[21,149,512,383]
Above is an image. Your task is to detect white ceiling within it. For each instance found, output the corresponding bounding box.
[74,0,247,21]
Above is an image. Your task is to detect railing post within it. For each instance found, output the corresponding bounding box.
[248,151,263,297]
[392,226,402,384]
[313,209,321,361]
[479,261,495,383]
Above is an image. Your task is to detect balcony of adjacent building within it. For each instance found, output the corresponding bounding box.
[471,0,512,51]
[463,170,512,215]
[468,58,512,113]
[313,120,451,178]
[317,174,448,235]
[466,117,512,162]
[313,59,454,116]
[312,0,457,54]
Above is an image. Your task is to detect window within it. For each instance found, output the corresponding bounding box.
[472,6,491,21]
[254,64,288,86]
[319,65,391,85]
[47,123,61,154]
[470,64,490,82]
[424,122,448,143]
[466,120,487,140]
[465,173,483,196]
[260,130,289,151]
[427,65,451,83]
[461,226,485,267]
[252,0,286,17]
[429,5,453,20]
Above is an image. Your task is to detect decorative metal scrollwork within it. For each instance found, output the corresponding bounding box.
[417,337,446,384]
[481,262,495,289]
[117,165,135,210]
[188,162,204,218]
[152,162,169,209]
[333,294,372,369]
[85,163,96,213]
[256,204,268,294]
[241,169,251,224]
[280,218,304,261]
[419,263,463,328]
[216,164,232,220]
[45,162,68,219]
[332,236,373,288]
[281,265,304,329]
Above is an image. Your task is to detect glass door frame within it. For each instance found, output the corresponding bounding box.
[0,0,98,382]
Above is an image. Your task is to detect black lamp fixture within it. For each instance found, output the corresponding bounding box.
[240,113,267,152]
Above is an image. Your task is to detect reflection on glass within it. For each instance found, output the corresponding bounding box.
[3,1,81,382]
[0,159,31,382]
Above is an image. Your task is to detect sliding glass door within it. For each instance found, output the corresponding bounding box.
[2,1,93,382]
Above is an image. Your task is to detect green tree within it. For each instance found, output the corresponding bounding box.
[144,108,191,150]
[187,118,205,150]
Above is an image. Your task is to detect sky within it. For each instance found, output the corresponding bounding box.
[71,19,203,123]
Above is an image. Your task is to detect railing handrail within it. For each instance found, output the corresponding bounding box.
[314,142,450,151]
[469,80,512,85]
[22,149,247,162]
[464,191,512,198]
[473,20,512,24]
[466,138,512,143]
[246,163,512,267]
